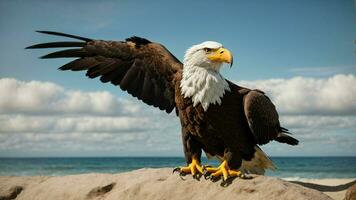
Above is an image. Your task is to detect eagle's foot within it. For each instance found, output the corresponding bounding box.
[203,160,246,183]
[173,157,204,180]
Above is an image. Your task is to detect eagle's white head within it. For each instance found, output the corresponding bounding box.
[180,41,233,111]
[183,41,233,71]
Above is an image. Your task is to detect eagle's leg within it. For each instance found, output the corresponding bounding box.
[173,132,204,179]
[204,150,246,182]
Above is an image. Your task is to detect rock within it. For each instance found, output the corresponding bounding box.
[87,183,116,198]
[0,186,23,200]
[0,168,332,200]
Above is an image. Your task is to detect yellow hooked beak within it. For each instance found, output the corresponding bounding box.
[207,47,233,67]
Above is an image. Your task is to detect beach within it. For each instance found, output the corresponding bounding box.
[284,178,356,200]
[0,168,354,200]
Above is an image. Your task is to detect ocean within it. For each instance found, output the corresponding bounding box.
[0,157,355,179]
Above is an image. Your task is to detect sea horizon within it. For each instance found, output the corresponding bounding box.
[1,156,355,179]
[1,156,355,158]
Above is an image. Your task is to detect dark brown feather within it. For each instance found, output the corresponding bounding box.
[41,49,88,59]
[243,90,281,145]
[26,42,86,49]
[140,72,154,105]
[35,30,92,42]
[84,60,116,77]
[128,68,145,97]
[120,62,140,91]
[59,57,99,71]
[106,61,132,85]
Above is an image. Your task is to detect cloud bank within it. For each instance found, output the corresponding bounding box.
[237,74,356,115]
[0,75,355,156]
[0,78,181,156]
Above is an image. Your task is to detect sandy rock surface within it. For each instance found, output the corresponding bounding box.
[0,168,341,200]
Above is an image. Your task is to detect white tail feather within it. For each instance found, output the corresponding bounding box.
[205,146,276,175]
[239,146,276,175]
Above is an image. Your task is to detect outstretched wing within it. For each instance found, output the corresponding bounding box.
[27,31,183,113]
[243,90,282,145]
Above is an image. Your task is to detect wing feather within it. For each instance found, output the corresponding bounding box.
[35,30,92,42]
[26,41,86,49]
[27,31,182,113]
[120,62,140,91]
[41,48,89,59]
[243,90,280,145]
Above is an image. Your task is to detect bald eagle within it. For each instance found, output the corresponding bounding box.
[27,31,298,182]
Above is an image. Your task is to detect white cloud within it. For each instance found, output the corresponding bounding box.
[0,76,355,156]
[237,74,356,115]
[0,78,140,116]
[0,115,153,134]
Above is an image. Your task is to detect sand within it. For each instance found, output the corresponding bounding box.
[0,168,354,200]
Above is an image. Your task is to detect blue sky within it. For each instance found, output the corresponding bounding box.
[0,0,355,157]
[1,0,355,92]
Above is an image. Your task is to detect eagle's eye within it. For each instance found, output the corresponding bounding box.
[204,48,212,53]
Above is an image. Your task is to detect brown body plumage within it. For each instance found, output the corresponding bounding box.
[27,31,298,176]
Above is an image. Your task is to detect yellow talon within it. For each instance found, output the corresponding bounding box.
[173,157,204,178]
[204,160,245,181]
